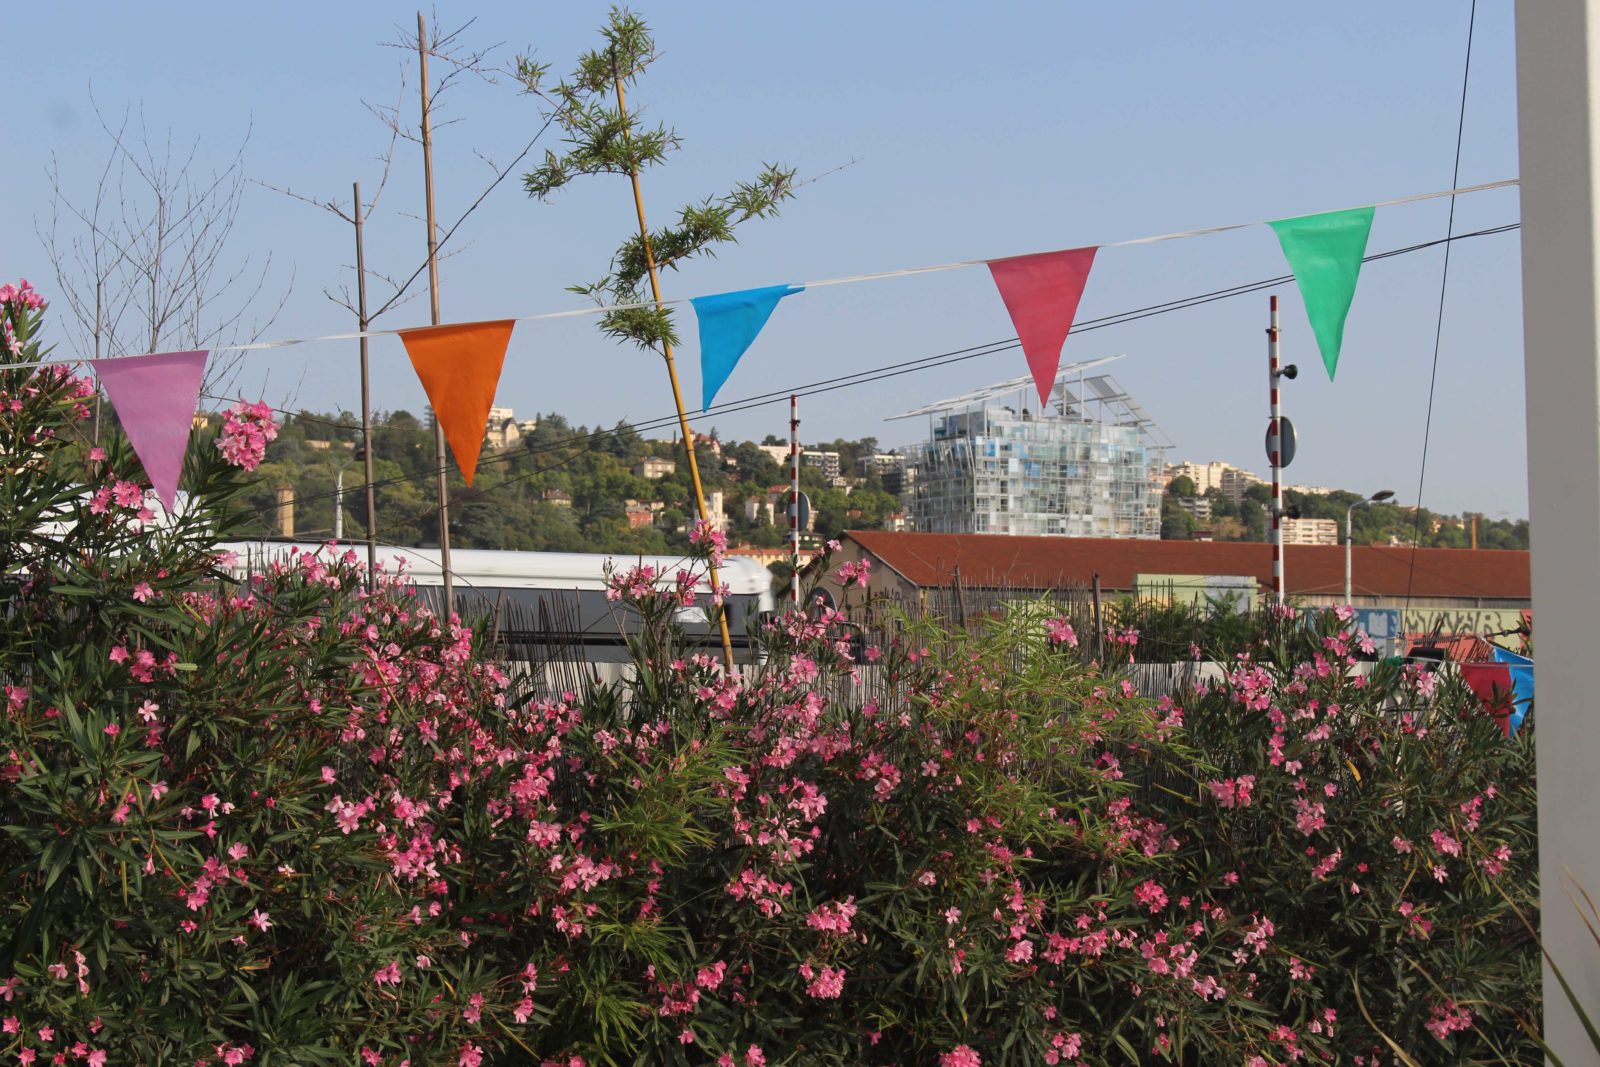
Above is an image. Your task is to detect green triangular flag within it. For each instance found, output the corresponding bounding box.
[1268,206,1375,380]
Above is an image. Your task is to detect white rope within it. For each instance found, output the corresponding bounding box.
[8,177,1520,369]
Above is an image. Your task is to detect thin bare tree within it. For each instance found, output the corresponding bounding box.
[38,98,292,394]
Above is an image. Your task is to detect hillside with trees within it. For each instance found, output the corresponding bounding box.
[1160,477,1529,549]
[234,408,903,552]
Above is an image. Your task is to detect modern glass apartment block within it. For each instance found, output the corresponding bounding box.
[894,357,1170,538]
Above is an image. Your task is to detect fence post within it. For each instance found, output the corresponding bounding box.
[1092,570,1104,662]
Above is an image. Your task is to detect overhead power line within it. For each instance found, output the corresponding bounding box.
[1406,0,1479,605]
[239,221,1520,517]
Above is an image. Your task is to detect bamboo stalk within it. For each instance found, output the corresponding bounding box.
[610,61,737,672]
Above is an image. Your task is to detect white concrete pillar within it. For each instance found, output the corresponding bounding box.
[1517,3,1600,1061]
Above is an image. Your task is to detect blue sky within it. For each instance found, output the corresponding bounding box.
[3,3,1525,517]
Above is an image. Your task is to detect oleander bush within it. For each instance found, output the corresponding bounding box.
[1,282,1539,1065]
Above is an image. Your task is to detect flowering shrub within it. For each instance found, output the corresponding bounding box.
[1162,605,1539,1060]
[0,285,1539,1063]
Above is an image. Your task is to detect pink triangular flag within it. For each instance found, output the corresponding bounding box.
[92,350,209,509]
[987,247,1099,406]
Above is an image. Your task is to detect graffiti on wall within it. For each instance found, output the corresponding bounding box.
[1400,607,1528,635]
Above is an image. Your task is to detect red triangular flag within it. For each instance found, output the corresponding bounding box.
[987,247,1098,406]
[397,320,515,486]
[1460,661,1515,738]
[91,350,209,510]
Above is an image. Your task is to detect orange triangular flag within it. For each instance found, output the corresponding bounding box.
[397,319,516,485]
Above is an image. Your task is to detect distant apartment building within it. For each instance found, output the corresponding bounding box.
[756,443,791,466]
[903,364,1170,539]
[801,449,841,480]
[1165,459,1266,504]
[1281,517,1339,546]
[739,496,774,525]
[1165,460,1233,495]
[765,484,815,531]
[484,406,539,451]
[1176,496,1213,522]
[706,490,729,533]
[624,502,654,529]
[859,452,909,494]
[1219,467,1264,504]
[633,455,677,480]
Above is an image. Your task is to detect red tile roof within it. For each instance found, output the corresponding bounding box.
[844,531,1529,601]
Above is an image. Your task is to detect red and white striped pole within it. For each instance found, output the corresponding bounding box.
[789,393,800,606]
[1267,295,1284,608]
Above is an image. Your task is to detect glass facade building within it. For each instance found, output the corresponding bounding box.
[899,362,1169,538]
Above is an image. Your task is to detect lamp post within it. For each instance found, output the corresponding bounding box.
[334,454,357,542]
[1344,489,1395,603]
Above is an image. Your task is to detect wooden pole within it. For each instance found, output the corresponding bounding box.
[352,181,379,590]
[610,59,736,671]
[1091,570,1103,662]
[417,12,455,617]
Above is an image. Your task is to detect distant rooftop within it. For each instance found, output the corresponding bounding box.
[843,531,1530,602]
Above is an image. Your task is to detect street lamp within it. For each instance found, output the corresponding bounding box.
[334,453,357,542]
[1345,489,1396,603]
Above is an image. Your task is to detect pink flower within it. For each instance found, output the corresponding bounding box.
[102,723,120,737]
[743,1045,767,1066]
[108,646,129,664]
[132,582,155,603]
[215,400,280,471]
[373,960,402,986]
[248,910,271,932]
[1133,879,1169,913]
[941,1045,982,1067]
[802,963,845,998]
[1045,617,1078,647]
[458,1043,484,1067]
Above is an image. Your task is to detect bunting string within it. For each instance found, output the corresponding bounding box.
[7,176,1520,501]
[8,177,1519,369]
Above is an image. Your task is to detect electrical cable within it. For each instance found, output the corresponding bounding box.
[231,221,1520,518]
[1404,0,1477,607]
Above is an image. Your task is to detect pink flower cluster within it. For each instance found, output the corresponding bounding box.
[215,400,279,471]
[1206,774,1255,809]
[0,279,45,354]
[689,518,728,567]
[1045,617,1078,647]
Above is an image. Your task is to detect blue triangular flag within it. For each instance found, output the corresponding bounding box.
[1491,646,1534,736]
[692,284,804,411]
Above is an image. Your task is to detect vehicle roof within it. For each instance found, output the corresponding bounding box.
[216,541,774,594]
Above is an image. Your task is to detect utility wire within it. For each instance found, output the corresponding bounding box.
[1405,0,1477,605]
[234,222,1520,518]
